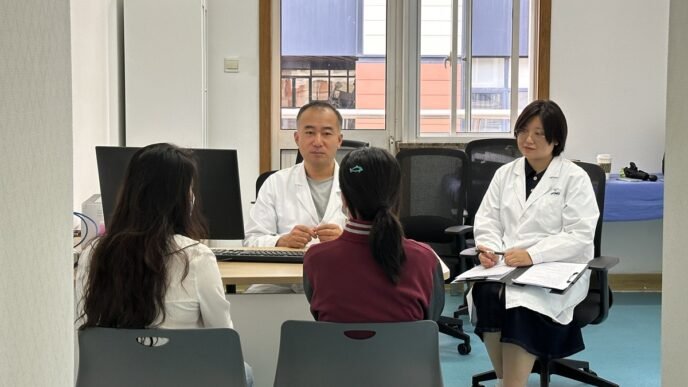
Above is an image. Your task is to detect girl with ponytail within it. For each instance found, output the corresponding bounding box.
[303,147,446,322]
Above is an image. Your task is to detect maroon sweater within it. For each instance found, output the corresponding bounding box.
[303,220,445,323]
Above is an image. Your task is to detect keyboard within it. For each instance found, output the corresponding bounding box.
[211,248,305,264]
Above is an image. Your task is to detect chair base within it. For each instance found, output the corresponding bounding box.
[438,316,471,355]
[471,358,618,387]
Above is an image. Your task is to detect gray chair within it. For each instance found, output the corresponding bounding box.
[77,327,247,387]
[273,320,443,387]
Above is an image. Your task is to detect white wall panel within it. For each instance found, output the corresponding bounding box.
[550,0,669,173]
[0,1,74,385]
[124,0,207,148]
[662,0,688,383]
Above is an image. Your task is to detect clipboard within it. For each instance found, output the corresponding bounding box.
[509,262,589,294]
[452,263,517,283]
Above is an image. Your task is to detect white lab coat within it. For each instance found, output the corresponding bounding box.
[243,162,347,247]
[469,156,599,324]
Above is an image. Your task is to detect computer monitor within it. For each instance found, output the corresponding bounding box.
[95,146,245,240]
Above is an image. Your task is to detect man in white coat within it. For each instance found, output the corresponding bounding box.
[243,101,347,292]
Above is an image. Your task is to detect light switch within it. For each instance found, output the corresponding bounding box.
[224,57,239,73]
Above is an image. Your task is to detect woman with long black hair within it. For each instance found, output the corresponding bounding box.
[75,143,252,385]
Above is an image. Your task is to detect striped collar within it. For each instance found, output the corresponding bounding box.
[344,219,372,235]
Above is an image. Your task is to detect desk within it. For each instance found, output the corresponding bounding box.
[218,261,303,286]
[218,260,451,285]
[604,174,664,222]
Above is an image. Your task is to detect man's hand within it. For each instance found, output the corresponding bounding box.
[314,223,342,243]
[477,245,500,268]
[504,248,533,267]
[276,225,316,248]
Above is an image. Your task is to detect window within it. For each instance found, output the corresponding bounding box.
[419,0,532,136]
[280,63,358,129]
[259,0,550,167]
[279,0,386,132]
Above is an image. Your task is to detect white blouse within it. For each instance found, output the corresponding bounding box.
[75,234,232,329]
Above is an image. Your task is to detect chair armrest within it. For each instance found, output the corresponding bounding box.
[587,256,619,325]
[444,225,473,236]
[588,256,620,272]
[459,247,480,265]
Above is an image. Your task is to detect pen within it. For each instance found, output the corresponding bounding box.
[475,248,506,256]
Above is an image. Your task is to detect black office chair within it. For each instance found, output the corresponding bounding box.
[469,161,619,387]
[445,139,522,327]
[396,147,472,355]
[446,139,522,255]
[255,170,277,198]
[295,139,369,164]
[464,138,522,229]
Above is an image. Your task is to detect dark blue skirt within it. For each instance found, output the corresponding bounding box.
[471,282,584,360]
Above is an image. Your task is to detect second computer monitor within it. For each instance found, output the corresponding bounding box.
[95,146,244,240]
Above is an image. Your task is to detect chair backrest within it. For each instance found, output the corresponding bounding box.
[464,139,521,225]
[77,327,247,387]
[274,320,443,387]
[572,161,613,327]
[396,148,468,245]
[295,139,369,164]
[573,161,606,257]
[256,169,277,198]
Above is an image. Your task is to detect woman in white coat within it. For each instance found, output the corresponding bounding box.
[470,100,599,387]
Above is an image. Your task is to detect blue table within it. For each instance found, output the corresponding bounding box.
[603,174,664,221]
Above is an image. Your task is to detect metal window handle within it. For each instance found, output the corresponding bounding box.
[443,53,466,69]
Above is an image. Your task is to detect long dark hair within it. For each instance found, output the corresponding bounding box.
[79,143,208,329]
[339,147,406,284]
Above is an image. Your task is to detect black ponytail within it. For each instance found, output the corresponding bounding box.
[340,148,406,284]
[371,207,406,283]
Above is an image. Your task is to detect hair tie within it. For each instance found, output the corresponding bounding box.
[349,165,363,173]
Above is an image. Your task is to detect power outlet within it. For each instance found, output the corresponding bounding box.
[224,57,239,73]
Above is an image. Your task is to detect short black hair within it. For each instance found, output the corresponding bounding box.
[513,99,568,156]
[296,101,343,130]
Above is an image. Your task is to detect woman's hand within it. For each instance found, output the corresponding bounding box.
[477,245,500,268]
[504,248,533,267]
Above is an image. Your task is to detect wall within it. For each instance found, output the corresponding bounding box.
[206,0,260,242]
[124,0,206,148]
[550,0,670,274]
[0,1,74,385]
[550,0,669,174]
[71,0,123,217]
[662,0,688,383]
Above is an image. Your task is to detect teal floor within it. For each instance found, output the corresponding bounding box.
[439,292,661,387]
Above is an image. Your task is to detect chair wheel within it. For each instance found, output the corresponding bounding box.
[458,343,471,355]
